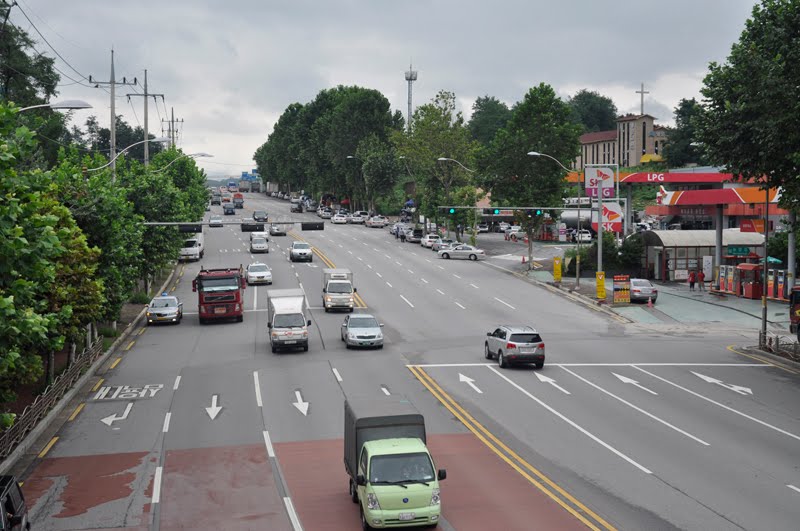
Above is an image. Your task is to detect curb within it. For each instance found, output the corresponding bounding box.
[738,345,800,371]
[656,288,787,328]
[522,271,633,323]
[0,269,176,475]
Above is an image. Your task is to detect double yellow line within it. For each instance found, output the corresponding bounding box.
[408,365,615,531]
[288,231,367,308]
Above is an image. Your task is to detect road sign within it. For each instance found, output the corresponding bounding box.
[585,167,615,198]
[553,257,562,283]
[591,201,623,233]
[596,271,606,299]
[727,246,750,256]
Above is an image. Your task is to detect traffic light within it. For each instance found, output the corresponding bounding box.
[493,208,500,215]
[535,209,543,216]
[448,208,456,215]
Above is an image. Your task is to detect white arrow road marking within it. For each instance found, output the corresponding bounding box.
[459,373,483,394]
[563,368,709,446]
[692,372,753,395]
[332,368,343,382]
[490,366,652,474]
[634,367,800,442]
[205,394,223,420]
[100,402,133,426]
[293,390,309,416]
[613,373,658,395]
[535,373,571,394]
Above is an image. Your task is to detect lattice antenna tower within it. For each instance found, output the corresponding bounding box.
[404,61,418,132]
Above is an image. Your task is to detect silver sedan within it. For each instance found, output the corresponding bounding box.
[341,314,384,349]
[437,244,486,261]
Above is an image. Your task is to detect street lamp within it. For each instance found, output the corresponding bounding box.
[154,152,213,172]
[528,151,583,287]
[437,157,476,173]
[86,137,170,173]
[17,99,93,112]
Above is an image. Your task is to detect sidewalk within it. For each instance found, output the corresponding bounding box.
[529,270,791,329]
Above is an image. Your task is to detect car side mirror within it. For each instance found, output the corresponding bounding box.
[437,469,447,481]
[342,322,347,327]
[267,323,272,329]
[486,332,492,336]
[307,320,312,326]
[353,287,357,293]
[356,474,367,486]
[380,323,384,327]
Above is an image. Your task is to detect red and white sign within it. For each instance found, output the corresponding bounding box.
[585,167,616,198]
[739,219,765,233]
[591,201,623,233]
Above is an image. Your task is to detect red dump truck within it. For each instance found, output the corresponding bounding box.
[192,267,246,323]
[233,192,244,209]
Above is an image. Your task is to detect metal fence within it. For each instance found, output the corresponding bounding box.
[760,332,800,362]
[0,338,104,459]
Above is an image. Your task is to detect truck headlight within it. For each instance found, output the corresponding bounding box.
[325,296,332,302]
[367,492,380,510]
[430,488,441,506]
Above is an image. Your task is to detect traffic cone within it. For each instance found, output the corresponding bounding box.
[521,255,526,264]
[647,296,653,308]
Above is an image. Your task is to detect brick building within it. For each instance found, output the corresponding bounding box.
[573,113,666,170]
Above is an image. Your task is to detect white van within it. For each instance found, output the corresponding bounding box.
[179,233,204,261]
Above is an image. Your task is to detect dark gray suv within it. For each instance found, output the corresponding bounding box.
[485,325,545,369]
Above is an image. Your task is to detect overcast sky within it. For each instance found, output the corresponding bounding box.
[9,0,759,177]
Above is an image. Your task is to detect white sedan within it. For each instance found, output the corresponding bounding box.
[438,244,486,261]
[246,263,273,285]
[332,214,349,224]
[366,216,387,228]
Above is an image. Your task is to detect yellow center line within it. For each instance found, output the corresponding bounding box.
[38,437,59,458]
[68,403,85,421]
[727,345,798,374]
[291,232,368,307]
[110,357,122,370]
[91,378,104,392]
[408,366,615,531]
[138,328,146,336]
[124,340,135,351]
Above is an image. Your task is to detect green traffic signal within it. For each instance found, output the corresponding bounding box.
[449,208,456,214]
[493,209,500,215]
[535,209,542,216]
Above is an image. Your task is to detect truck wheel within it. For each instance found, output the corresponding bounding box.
[271,345,277,353]
[349,479,358,503]
[236,315,243,323]
[303,345,308,352]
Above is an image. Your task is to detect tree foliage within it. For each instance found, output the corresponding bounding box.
[568,89,618,133]
[697,0,800,209]
[664,98,707,168]
[355,133,399,212]
[468,96,512,146]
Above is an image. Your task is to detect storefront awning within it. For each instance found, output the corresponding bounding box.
[641,230,764,248]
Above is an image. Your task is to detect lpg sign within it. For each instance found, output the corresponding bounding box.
[584,166,616,198]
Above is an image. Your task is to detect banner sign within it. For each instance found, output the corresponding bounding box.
[596,271,606,300]
[613,275,631,303]
[553,257,562,283]
[591,201,624,233]
[585,167,615,198]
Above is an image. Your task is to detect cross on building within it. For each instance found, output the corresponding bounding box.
[636,82,649,115]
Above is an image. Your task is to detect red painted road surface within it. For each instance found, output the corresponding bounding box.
[25,434,587,530]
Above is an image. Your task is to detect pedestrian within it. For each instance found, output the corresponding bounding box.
[400,230,406,243]
[697,269,705,291]
[688,270,697,291]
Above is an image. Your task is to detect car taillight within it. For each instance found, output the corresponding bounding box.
[653,289,658,293]
[539,343,545,350]
[633,289,641,293]
[506,342,516,350]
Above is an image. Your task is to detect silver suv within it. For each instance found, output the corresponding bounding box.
[485,325,545,369]
[289,241,313,262]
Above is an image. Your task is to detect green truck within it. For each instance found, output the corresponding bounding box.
[344,397,446,530]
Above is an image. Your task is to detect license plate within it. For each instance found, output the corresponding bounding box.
[398,513,415,521]
[214,307,226,314]
[519,348,534,353]
[284,340,296,344]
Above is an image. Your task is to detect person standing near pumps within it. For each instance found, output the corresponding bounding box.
[688,270,697,291]
[697,269,705,291]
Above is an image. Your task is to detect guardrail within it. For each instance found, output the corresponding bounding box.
[760,332,800,361]
[0,338,103,459]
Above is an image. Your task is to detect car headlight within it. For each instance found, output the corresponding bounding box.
[367,492,380,510]
[430,488,441,505]
[349,333,356,339]
[146,312,152,317]
[376,333,383,340]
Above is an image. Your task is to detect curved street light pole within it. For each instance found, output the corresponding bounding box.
[86,137,170,180]
[17,99,92,113]
[437,157,476,173]
[154,152,213,173]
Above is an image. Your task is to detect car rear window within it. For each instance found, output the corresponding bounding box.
[510,333,541,343]
[631,280,652,287]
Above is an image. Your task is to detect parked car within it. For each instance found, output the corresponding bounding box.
[476,223,489,233]
[320,208,333,219]
[332,213,349,224]
[147,293,183,325]
[349,211,368,224]
[438,244,486,261]
[508,230,526,243]
[390,223,408,235]
[630,278,658,303]
[421,234,440,248]
[495,222,511,233]
[366,215,387,228]
[431,238,455,251]
[340,313,384,349]
[485,325,545,369]
[405,228,424,243]
[246,262,273,285]
[575,229,593,243]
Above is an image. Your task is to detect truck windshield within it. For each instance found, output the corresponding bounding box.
[370,453,434,484]
[274,313,306,328]
[199,277,239,292]
[327,282,352,294]
[183,240,198,248]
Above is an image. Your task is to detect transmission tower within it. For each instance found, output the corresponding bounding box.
[404,62,417,132]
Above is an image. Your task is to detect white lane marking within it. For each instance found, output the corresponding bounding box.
[489,366,652,474]
[373,248,380,252]
[633,366,800,442]
[386,282,393,288]
[437,265,445,270]
[263,430,276,458]
[332,368,343,382]
[788,484,800,495]
[367,264,373,269]
[348,250,353,255]
[469,283,479,289]
[494,297,516,310]
[421,278,429,284]
[253,285,258,310]
[295,272,299,278]
[425,259,432,263]
[173,375,181,390]
[162,412,171,433]
[376,272,383,278]
[299,282,303,290]
[453,274,462,279]
[436,289,445,295]
[561,368,709,446]
[362,242,368,246]
[339,244,343,248]
[395,261,402,266]
[152,466,163,504]
[385,254,391,259]
[400,295,414,308]
[454,302,466,309]
[254,371,263,407]
[358,257,363,261]
[407,269,414,274]
[381,386,391,396]
[283,497,304,531]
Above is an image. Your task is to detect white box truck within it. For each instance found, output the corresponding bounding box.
[322,268,356,312]
[267,288,311,353]
[179,233,204,261]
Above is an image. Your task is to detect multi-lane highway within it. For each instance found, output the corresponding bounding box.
[19,193,800,530]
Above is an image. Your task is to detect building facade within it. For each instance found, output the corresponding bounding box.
[573,114,665,170]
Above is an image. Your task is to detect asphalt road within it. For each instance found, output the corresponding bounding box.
[18,193,800,531]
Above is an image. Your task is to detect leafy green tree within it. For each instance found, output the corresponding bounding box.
[697,0,800,209]
[568,89,618,132]
[151,149,209,221]
[83,114,165,166]
[450,185,485,244]
[0,21,58,105]
[664,98,707,167]
[355,133,399,212]
[468,96,512,146]
[479,83,582,268]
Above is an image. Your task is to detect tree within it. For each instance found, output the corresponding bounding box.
[0,21,58,105]
[81,114,164,166]
[355,134,399,213]
[568,89,618,132]
[468,96,512,146]
[151,148,209,222]
[479,83,582,268]
[664,98,707,167]
[697,0,800,209]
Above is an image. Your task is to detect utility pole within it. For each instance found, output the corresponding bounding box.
[162,107,183,149]
[89,49,137,181]
[126,70,164,166]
